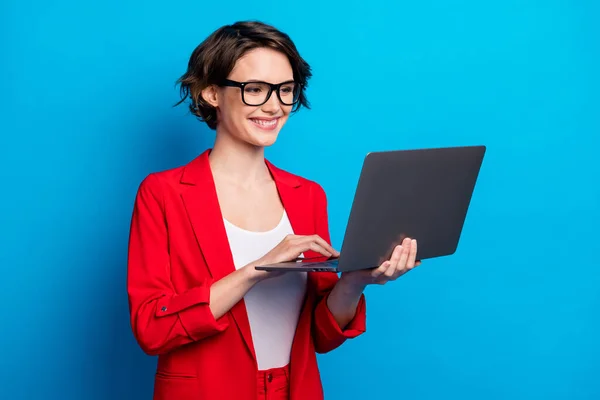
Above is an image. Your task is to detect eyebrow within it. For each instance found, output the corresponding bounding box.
[244,79,295,84]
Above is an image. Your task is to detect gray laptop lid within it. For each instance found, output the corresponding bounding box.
[337,145,486,272]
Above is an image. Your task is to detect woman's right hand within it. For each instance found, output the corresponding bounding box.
[245,234,339,282]
[258,234,339,266]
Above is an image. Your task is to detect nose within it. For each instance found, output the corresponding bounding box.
[260,90,282,114]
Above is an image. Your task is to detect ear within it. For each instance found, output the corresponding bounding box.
[201,85,219,108]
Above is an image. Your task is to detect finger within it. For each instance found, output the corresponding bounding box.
[284,238,331,260]
[306,241,333,257]
[395,239,410,270]
[391,265,406,280]
[406,239,418,270]
[311,235,340,257]
[415,260,422,267]
[390,239,411,279]
[385,246,403,278]
[371,261,390,279]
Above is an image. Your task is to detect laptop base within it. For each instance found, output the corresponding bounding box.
[255,259,340,273]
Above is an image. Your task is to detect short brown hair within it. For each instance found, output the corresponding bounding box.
[175,21,312,130]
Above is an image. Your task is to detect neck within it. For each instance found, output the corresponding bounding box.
[209,131,271,186]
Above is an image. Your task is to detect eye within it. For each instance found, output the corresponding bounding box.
[244,82,268,95]
[280,84,296,95]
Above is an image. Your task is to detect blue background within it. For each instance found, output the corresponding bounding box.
[1,0,599,399]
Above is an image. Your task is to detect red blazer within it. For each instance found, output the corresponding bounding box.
[127,149,367,400]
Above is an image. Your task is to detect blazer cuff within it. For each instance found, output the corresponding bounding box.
[315,292,367,341]
[155,282,229,340]
[178,303,229,341]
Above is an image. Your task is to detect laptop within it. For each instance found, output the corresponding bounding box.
[255,145,486,273]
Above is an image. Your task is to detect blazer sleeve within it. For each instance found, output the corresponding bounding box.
[127,174,229,356]
[310,182,367,354]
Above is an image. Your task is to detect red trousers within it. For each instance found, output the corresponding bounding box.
[257,365,290,400]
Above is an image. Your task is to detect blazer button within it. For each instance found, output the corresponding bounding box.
[267,373,273,383]
[161,306,167,312]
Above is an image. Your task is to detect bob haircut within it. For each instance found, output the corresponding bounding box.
[175,21,312,130]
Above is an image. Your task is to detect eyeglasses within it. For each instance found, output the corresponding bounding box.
[219,79,301,107]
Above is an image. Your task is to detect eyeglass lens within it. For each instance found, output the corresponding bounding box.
[242,82,299,106]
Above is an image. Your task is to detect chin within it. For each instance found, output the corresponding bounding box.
[244,119,285,147]
[248,132,279,147]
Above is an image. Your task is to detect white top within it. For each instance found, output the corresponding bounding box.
[223,211,307,370]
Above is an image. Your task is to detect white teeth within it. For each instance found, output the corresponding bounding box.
[251,119,277,127]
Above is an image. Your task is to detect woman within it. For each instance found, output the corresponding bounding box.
[127,20,419,400]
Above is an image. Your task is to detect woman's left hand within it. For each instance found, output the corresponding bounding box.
[340,237,421,289]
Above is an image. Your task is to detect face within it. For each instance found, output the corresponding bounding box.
[203,47,295,147]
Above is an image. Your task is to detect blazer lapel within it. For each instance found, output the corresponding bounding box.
[180,150,257,362]
[267,161,330,294]
[266,161,314,245]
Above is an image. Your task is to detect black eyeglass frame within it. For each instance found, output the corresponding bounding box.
[219,79,302,107]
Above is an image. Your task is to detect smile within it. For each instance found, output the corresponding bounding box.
[249,118,279,131]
